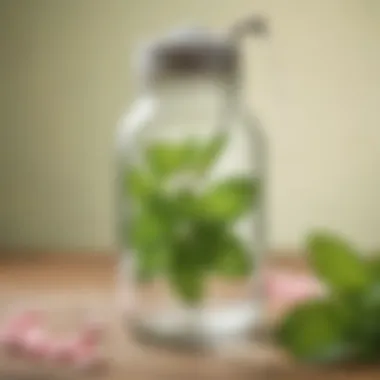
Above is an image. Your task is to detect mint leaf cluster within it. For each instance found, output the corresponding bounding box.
[124,134,259,305]
[276,232,380,364]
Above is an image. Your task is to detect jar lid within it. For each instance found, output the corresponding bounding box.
[136,16,268,86]
[138,27,238,84]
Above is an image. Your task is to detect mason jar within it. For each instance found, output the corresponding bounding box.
[116,17,268,350]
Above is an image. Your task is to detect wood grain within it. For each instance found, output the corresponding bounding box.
[0,254,378,379]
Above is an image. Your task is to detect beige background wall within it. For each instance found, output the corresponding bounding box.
[1,0,380,252]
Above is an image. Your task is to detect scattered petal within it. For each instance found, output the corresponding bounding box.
[23,327,52,360]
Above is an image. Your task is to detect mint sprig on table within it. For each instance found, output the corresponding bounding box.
[276,232,380,364]
[124,134,259,305]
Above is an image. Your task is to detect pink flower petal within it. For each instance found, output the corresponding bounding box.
[23,327,52,360]
[79,321,105,346]
[4,310,43,336]
[265,271,325,307]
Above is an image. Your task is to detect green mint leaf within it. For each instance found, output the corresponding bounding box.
[135,246,170,283]
[276,300,352,363]
[128,209,171,281]
[172,190,200,220]
[201,177,259,221]
[215,234,253,278]
[129,209,166,248]
[145,141,197,180]
[146,192,178,226]
[145,134,227,182]
[168,270,204,306]
[194,133,227,174]
[352,283,380,359]
[125,168,155,199]
[190,219,225,269]
[167,236,206,305]
[369,254,380,281]
[123,135,257,305]
[306,232,371,294]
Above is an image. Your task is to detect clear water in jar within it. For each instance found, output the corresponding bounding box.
[119,78,264,350]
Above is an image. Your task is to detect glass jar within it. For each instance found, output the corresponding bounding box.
[116,16,268,350]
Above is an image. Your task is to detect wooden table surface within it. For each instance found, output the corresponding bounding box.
[0,256,378,379]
